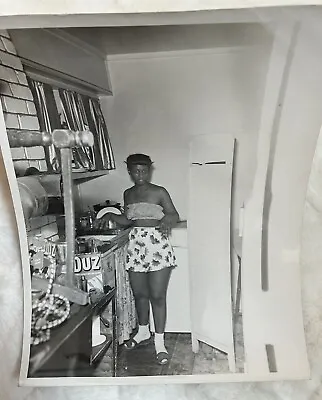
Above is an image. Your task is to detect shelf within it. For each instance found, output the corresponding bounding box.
[31,169,110,188]
[91,336,113,365]
[28,288,116,377]
[72,170,110,183]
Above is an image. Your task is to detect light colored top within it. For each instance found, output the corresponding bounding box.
[126,202,164,221]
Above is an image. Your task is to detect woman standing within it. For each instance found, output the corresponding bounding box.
[95,153,179,365]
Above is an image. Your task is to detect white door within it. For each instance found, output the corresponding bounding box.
[188,134,236,372]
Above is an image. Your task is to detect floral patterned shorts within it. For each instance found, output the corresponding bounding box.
[125,227,177,273]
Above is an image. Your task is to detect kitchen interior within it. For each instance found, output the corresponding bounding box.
[0,20,274,378]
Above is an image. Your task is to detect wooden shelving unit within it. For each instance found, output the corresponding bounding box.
[28,288,118,378]
[36,169,109,183]
[72,170,110,183]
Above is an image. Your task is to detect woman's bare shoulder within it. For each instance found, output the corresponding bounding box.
[123,186,135,200]
[150,184,169,198]
[150,183,165,192]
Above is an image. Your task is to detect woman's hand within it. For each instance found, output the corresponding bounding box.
[158,187,179,237]
[158,215,175,237]
[93,212,113,231]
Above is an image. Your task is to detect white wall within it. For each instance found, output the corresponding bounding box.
[79,44,271,226]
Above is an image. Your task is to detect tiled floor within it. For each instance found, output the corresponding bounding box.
[93,314,245,377]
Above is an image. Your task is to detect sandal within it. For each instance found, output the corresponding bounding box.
[123,336,151,350]
[156,351,169,365]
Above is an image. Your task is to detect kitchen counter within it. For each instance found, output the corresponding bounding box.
[170,220,187,247]
[76,227,130,254]
[174,220,187,228]
[77,221,187,252]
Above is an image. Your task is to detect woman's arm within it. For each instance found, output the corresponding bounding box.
[94,190,133,229]
[112,190,133,226]
[109,212,133,227]
[158,187,179,236]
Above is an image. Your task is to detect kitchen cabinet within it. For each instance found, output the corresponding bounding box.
[188,134,236,372]
[100,249,117,291]
[166,246,190,332]
[28,230,136,378]
[10,29,112,95]
[85,230,136,345]
[149,223,191,333]
[149,248,190,333]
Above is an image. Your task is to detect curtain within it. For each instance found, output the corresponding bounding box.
[27,78,61,172]
[27,76,116,173]
[86,97,115,170]
[58,89,96,171]
[115,245,137,344]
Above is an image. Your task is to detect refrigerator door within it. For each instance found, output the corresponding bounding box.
[188,133,236,372]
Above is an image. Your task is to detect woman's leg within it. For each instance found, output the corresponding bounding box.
[128,271,151,344]
[148,267,172,362]
[148,267,172,333]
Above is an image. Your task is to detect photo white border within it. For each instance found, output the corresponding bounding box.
[0,104,33,386]
[0,3,318,386]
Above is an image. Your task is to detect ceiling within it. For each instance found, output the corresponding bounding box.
[61,23,272,56]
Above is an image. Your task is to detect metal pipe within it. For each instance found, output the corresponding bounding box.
[60,148,75,288]
[7,129,94,149]
[8,129,94,300]
[8,130,52,148]
[52,130,94,149]
[53,131,93,291]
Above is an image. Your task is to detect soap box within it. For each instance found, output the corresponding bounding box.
[74,252,104,292]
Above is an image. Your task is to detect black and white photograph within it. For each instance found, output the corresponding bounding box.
[0,5,320,388]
